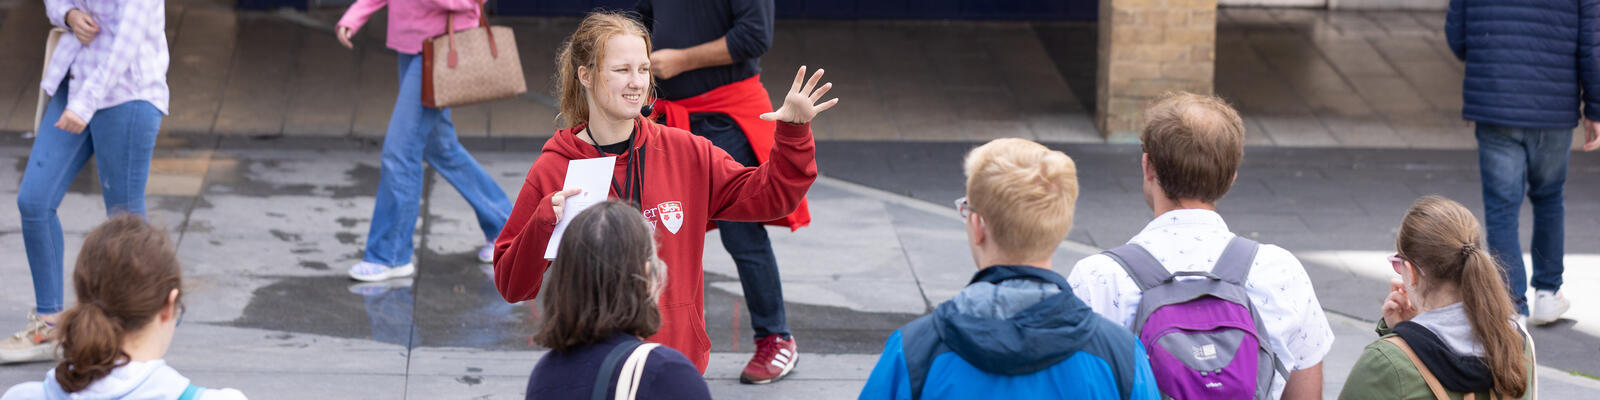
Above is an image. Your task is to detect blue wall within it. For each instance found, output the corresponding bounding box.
[243,0,1096,20]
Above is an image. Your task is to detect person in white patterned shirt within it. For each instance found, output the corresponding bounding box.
[2,0,169,364]
[1065,92,1335,399]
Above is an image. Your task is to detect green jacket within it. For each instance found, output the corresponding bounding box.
[1338,320,1535,400]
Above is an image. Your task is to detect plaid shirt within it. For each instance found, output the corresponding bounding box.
[41,0,169,123]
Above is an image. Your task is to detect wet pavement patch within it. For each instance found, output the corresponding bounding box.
[229,248,542,351]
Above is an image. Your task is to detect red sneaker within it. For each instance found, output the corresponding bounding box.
[739,335,798,384]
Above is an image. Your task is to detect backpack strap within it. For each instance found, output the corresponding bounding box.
[1102,243,1171,291]
[1210,236,1259,285]
[614,343,660,400]
[900,316,951,400]
[1382,336,1452,400]
[593,339,645,400]
[177,384,204,400]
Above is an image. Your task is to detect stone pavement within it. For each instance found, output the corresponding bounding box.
[0,1,1598,398]
[0,137,1597,399]
[0,3,1563,149]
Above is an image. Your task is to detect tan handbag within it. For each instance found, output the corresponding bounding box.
[29,28,66,137]
[420,3,526,108]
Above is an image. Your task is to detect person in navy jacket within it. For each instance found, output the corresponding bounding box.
[1445,0,1600,325]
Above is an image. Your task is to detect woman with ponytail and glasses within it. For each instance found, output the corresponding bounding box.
[1339,196,1535,400]
[494,11,836,373]
[2,216,245,400]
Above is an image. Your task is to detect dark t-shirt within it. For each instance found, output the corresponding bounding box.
[636,0,774,100]
[525,333,712,400]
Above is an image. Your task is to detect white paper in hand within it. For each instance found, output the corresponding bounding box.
[545,156,616,260]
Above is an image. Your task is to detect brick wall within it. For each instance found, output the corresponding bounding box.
[1096,0,1218,141]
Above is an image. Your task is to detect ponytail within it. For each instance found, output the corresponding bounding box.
[52,215,183,393]
[55,304,129,393]
[1397,196,1527,398]
[1458,246,1527,397]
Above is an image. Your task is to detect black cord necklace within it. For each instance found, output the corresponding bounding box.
[583,123,646,210]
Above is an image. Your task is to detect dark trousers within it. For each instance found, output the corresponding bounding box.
[690,112,790,340]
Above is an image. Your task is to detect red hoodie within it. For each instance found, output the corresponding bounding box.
[493,116,816,372]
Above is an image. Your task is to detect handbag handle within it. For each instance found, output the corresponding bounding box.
[444,0,498,69]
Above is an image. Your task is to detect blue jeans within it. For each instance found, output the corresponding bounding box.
[363,53,512,266]
[18,80,162,315]
[1476,123,1570,315]
[690,113,789,340]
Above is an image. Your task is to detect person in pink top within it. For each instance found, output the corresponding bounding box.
[334,0,514,282]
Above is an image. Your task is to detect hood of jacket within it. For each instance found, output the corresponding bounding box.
[1392,302,1510,394]
[542,117,657,162]
[931,265,1103,376]
[24,360,190,400]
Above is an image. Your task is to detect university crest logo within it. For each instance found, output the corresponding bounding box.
[656,201,684,234]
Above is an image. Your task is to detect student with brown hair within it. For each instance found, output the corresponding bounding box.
[2,216,245,400]
[494,11,835,373]
[1067,92,1333,399]
[1339,196,1535,400]
[524,202,710,400]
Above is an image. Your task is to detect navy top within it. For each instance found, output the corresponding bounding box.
[636,0,774,100]
[1446,0,1600,129]
[525,333,712,400]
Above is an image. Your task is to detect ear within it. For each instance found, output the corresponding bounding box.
[578,65,593,90]
[1229,172,1238,187]
[1141,153,1156,183]
[162,289,179,322]
[967,213,986,245]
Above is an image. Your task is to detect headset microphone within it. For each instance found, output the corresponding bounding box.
[640,96,656,117]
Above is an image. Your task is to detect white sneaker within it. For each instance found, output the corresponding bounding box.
[347,261,416,282]
[1528,290,1570,326]
[478,243,495,264]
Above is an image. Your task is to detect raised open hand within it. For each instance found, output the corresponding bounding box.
[760,66,838,124]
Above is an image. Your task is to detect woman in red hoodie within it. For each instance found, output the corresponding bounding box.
[492,11,837,373]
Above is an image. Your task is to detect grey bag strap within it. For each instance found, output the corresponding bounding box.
[1211,236,1260,285]
[1102,243,1171,291]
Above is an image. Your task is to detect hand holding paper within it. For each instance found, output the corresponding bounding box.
[545,157,616,260]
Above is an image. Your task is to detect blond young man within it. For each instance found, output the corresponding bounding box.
[1066,93,1335,399]
[860,139,1158,400]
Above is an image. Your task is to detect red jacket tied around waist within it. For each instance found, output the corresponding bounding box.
[651,74,811,231]
[493,116,817,372]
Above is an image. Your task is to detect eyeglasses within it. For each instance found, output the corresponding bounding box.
[954,196,972,218]
[1389,254,1423,277]
[177,303,186,327]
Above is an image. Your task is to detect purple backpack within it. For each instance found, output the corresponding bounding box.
[1103,237,1287,400]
